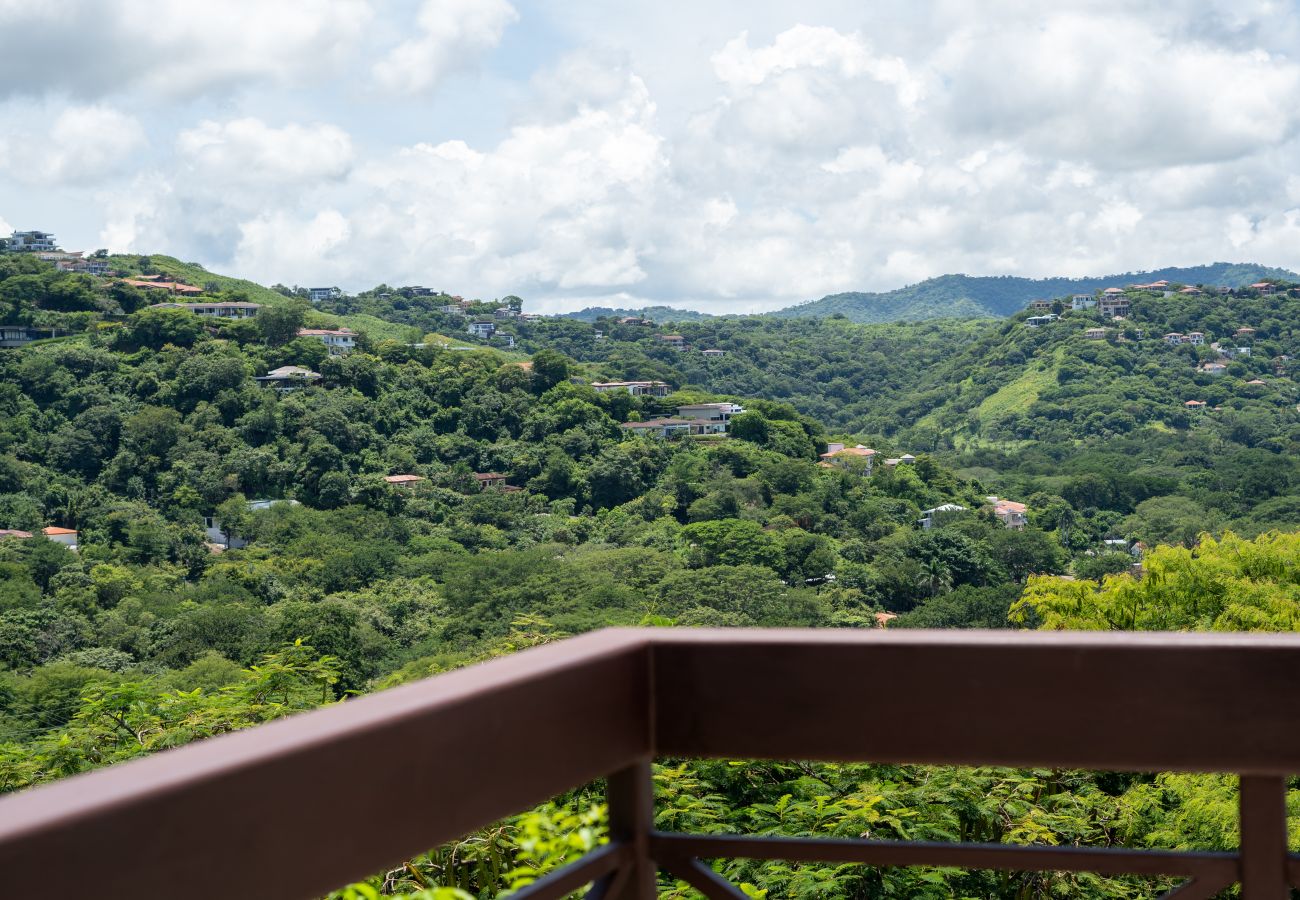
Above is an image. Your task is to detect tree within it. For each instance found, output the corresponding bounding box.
[258,303,308,346]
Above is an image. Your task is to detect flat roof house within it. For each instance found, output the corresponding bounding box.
[620,418,695,439]
[467,322,496,339]
[1071,295,1097,309]
[255,365,321,391]
[4,230,56,252]
[591,380,671,397]
[676,402,745,425]
[297,328,356,354]
[919,503,968,530]
[151,301,260,318]
[308,287,342,303]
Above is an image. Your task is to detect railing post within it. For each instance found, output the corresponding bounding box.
[1239,775,1289,898]
[606,760,657,899]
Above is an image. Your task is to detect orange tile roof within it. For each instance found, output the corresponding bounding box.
[42,526,77,535]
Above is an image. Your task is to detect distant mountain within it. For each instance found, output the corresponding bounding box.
[772,263,1300,323]
[563,304,714,324]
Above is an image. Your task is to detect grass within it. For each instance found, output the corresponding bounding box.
[974,347,1063,425]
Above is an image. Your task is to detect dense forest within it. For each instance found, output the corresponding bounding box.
[4,251,1300,897]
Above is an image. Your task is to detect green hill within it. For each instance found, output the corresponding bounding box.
[772,263,1299,323]
[562,304,714,324]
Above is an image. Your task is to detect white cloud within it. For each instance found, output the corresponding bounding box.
[372,0,518,95]
[0,104,146,184]
[25,3,1300,310]
[0,0,374,98]
[177,119,354,186]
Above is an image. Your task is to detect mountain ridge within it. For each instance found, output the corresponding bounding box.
[562,263,1298,325]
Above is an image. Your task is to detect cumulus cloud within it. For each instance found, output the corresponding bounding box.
[0,0,374,98]
[372,0,518,95]
[23,2,1300,311]
[177,119,354,187]
[0,104,146,184]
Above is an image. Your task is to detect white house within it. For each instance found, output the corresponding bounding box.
[591,380,671,397]
[5,230,56,252]
[308,287,342,303]
[255,365,322,391]
[1025,314,1058,327]
[152,301,261,319]
[620,418,696,438]
[657,334,687,350]
[468,322,496,339]
[820,444,877,472]
[676,402,745,426]
[701,348,727,357]
[297,328,356,354]
[1071,295,1097,310]
[42,526,78,550]
[988,497,1029,529]
[205,499,299,549]
[919,504,967,530]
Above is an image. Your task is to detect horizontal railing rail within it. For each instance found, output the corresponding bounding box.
[2,629,1300,898]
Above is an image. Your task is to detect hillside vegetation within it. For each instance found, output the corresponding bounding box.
[6,250,1300,897]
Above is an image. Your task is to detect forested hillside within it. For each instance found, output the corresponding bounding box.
[6,251,1300,897]
[773,263,1296,322]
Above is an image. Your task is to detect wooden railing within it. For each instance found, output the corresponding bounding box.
[3,629,1300,899]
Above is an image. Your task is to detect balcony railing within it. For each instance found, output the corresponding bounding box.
[3,629,1300,899]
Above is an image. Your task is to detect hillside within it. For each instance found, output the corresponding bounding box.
[105,255,419,342]
[773,263,1298,323]
[7,246,1300,898]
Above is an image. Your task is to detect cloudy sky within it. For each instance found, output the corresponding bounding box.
[2,0,1300,312]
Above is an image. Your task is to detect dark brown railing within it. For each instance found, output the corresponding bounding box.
[3,629,1300,899]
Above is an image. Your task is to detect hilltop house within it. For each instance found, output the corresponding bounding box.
[1187,332,1205,345]
[883,454,917,467]
[1185,400,1207,411]
[309,287,342,303]
[130,279,204,295]
[1235,327,1256,339]
[57,258,111,276]
[151,301,260,318]
[988,497,1028,529]
[468,322,496,339]
[1084,327,1108,340]
[617,316,651,326]
[1099,291,1130,317]
[919,503,967,530]
[473,473,514,490]
[1199,362,1227,376]
[0,529,33,540]
[701,348,727,357]
[1071,295,1097,310]
[620,418,696,438]
[4,230,56,252]
[820,444,877,473]
[591,380,671,397]
[384,475,425,489]
[203,499,299,550]
[657,334,687,350]
[1025,315,1058,327]
[42,526,78,550]
[1180,286,1204,296]
[297,328,356,354]
[1028,299,1053,313]
[255,365,321,391]
[1250,282,1276,294]
[1163,333,1184,346]
[0,325,57,348]
[676,402,745,427]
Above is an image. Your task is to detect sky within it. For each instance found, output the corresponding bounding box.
[2,1,1300,313]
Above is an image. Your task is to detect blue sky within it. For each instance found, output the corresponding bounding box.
[2,0,1300,312]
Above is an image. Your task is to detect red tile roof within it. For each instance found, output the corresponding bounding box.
[42,526,77,535]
